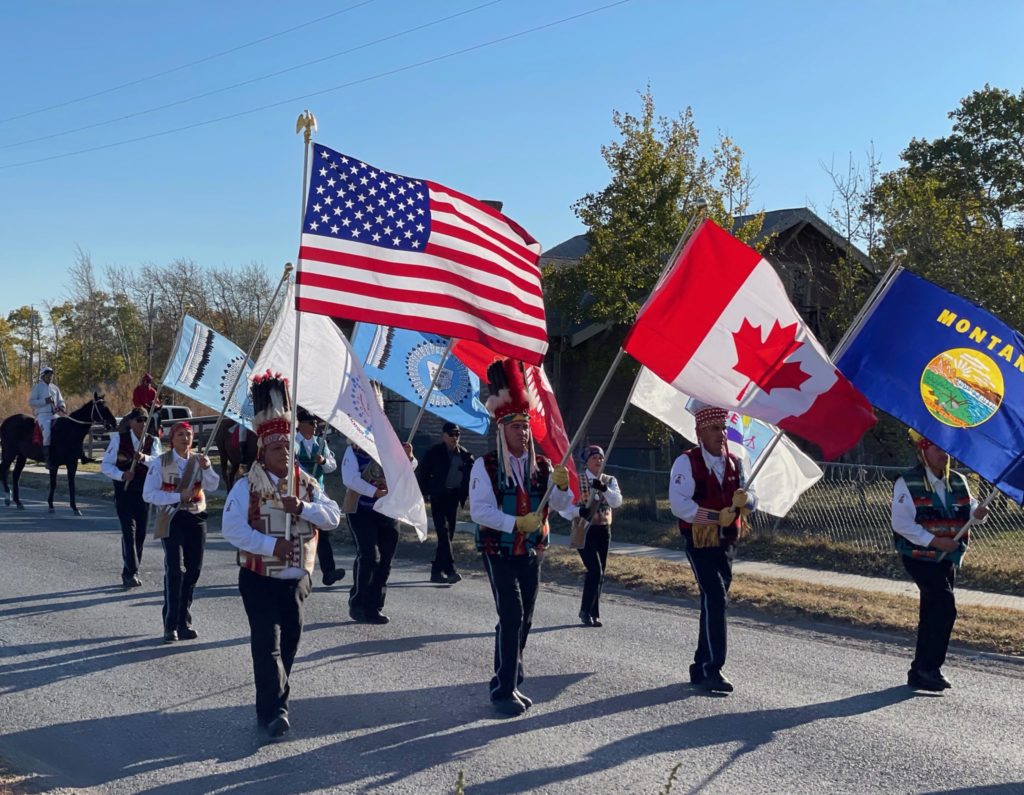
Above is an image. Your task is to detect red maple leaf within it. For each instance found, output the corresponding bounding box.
[732,318,810,398]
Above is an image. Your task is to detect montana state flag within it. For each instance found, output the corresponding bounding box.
[836,270,1024,503]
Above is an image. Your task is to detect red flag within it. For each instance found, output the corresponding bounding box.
[452,340,580,496]
[296,143,548,364]
[623,219,875,459]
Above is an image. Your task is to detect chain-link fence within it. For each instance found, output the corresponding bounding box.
[601,462,1024,576]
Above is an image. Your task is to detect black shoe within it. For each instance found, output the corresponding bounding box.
[130,575,142,588]
[177,628,198,641]
[122,576,133,591]
[446,571,463,584]
[322,569,346,586]
[348,606,366,622]
[702,671,734,693]
[907,669,946,692]
[689,664,705,686]
[429,571,448,584]
[492,695,527,717]
[163,630,178,643]
[364,611,390,625]
[266,714,290,739]
[591,616,603,628]
[578,610,594,627]
[934,670,953,690]
[513,690,533,709]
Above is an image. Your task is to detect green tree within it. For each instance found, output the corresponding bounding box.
[546,86,764,327]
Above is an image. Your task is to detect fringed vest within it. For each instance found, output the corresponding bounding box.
[295,436,327,487]
[574,474,615,527]
[341,447,386,514]
[475,452,551,556]
[895,464,971,566]
[237,463,322,578]
[677,448,743,547]
[157,451,207,513]
[115,430,155,493]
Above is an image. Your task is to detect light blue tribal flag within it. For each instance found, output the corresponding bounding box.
[351,323,490,435]
[160,315,254,430]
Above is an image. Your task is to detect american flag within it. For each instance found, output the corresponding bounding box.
[296,143,548,364]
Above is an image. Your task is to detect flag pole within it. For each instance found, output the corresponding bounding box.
[286,109,317,540]
[201,262,293,459]
[535,201,708,513]
[405,337,455,445]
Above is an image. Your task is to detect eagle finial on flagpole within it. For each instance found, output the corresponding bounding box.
[295,110,318,145]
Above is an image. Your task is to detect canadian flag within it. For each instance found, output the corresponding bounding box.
[623,219,876,459]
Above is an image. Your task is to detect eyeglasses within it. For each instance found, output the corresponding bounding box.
[447,431,461,437]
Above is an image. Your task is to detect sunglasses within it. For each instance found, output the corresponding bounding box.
[447,431,461,437]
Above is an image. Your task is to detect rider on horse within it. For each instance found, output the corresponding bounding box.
[28,366,66,468]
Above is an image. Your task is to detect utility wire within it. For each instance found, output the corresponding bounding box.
[0,0,503,151]
[0,0,377,125]
[0,0,633,171]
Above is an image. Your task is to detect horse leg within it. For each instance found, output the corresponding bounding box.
[48,464,58,513]
[13,455,26,509]
[1,453,10,506]
[68,462,81,516]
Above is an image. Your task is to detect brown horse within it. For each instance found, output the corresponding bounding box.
[1,393,117,515]
[213,421,258,491]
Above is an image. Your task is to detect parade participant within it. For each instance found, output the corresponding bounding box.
[295,407,345,586]
[669,401,757,694]
[131,373,162,436]
[469,359,573,716]
[100,407,160,589]
[418,421,474,584]
[342,429,417,625]
[222,374,341,740]
[559,444,622,627]
[891,430,987,692]
[28,366,65,467]
[142,420,219,643]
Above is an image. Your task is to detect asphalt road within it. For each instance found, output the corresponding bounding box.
[1,487,1022,794]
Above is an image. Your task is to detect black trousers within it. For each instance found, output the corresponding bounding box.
[430,490,461,574]
[114,482,149,580]
[578,524,610,618]
[902,555,957,672]
[238,567,311,723]
[316,531,337,578]
[685,542,734,679]
[482,553,540,700]
[348,509,399,613]
[161,511,206,633]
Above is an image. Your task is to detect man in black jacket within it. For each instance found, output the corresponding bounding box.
[418,422,473,584]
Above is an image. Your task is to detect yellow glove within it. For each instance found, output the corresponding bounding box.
[717,507,738,527]
[551,464,569,490]
[515,512,542,534]
[731,489,749,509]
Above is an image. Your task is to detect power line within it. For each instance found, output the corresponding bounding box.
[0,0,503,151]
[0,0,377,125]
[0,0,633,172]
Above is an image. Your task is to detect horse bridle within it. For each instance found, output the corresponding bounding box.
[58,399,111,428]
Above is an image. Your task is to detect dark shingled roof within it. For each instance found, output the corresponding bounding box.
[542,233,590,261]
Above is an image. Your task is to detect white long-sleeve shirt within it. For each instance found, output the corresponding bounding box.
[669,444,758,523]
[891,469,980,548]
[298,436,337,474]
[142,449,220,506]
[100,431,161,482]
[28,381,65,415]
[341,446,417,498]
[559,473,623,521]
[221,471,342,579]
[469,453,574,534]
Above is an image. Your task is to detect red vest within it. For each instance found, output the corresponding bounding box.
[677,448,742,546]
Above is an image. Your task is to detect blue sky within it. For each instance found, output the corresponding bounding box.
[2,0,1023,314]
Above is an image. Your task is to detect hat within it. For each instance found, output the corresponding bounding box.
[40,366,53,376]
[251,371,292,452]
[127,407,149,422]
[485,359,538,425]
[296,406,317,424]
[908,428,934,451]
[442,422,461,435]
[141,373,154,384]
[580,444,605,463]
[687,398,729,431]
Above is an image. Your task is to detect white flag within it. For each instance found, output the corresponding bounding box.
[254,287,427,538]
[631,366,822,517]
